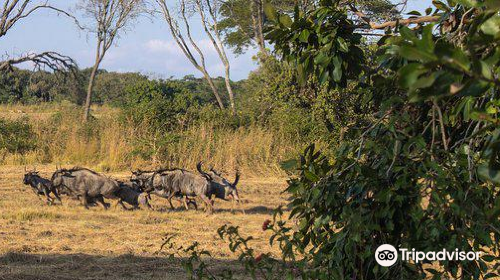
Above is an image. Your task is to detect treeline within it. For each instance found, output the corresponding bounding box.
[0,68,226,106]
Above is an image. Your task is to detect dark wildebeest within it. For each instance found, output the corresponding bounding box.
[205,166,244,213]
[115,181,151,210]
[23,167,62,205]
[131,169,197,210]
[198,163,243,213]
[145,163,241,214]
[51,167,120,209]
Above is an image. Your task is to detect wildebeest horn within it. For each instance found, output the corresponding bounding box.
[233,171,240,187]
[197,162,212,181]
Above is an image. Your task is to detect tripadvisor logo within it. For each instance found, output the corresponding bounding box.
[375,244,482,267]
[375,244,398,267]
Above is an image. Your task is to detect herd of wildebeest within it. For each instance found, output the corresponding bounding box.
[22,162,243,214]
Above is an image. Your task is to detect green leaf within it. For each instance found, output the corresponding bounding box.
[482,255,497,262]
[412,73,437,89]
[478,165,500,184]
[419,24,435,51]
[481,15,500,37]
[457,80,490,97]
[299,29,310,43]
[281,159,298,171]
[399,45,437,62]
[263,3,277,22]
[398,63,426,88]
[433,0,451,11]
[480,61,493,80]
[400,26,418,42]
[407,10,422,16]
[455,0,479,7]
[337,37,349,53]
[332,56,342,82]
[280,14,293,28]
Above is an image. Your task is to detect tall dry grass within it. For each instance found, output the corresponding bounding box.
[0,103,313,176]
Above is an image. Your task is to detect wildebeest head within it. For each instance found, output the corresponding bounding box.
[23,167,40,185]
[130,170,155,192]
[197,162,241,201]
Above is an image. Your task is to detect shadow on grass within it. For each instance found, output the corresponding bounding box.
[149,205,276,215]
[0,252,244,280]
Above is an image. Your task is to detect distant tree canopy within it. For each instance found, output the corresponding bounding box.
[0,68,233,107]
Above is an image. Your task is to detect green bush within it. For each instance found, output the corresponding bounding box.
[121,79,202,131]
[0,118,37,154]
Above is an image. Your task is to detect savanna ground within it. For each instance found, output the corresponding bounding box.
[0,164,288,280]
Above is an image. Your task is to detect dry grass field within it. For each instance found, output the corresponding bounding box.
[0,164,289,279]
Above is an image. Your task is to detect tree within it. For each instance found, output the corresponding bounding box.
[192,0,236,113]
[155,0,225,110]
[262,0,500,278]
[78,0,144,121]
[217,0,289,55]
[217,0,399,56]
[0,0,78,72]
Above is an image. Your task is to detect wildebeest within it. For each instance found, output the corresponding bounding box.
[51,167,120,209]
[115,181,151,210]
[205,166,243,213]
[198,163,243,213]
[144,163,241,214]
[131,169,197,210]
[23,167,62,205]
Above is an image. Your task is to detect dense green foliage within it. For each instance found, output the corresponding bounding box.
[262,0,500,279]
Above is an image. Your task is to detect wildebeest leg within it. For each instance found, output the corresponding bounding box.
[191,199,198,211]
[42,188,54,205]
[238,200,246,214]
[186,198,198,210]
[182,196,190,210]
[116,200,130,210]
[200,194,213,214]
[81,193,90,209]
[167,193,176,210]
[52,189,63,204]
[95,196,110,210]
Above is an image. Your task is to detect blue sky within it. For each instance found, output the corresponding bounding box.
[0,0,432,81]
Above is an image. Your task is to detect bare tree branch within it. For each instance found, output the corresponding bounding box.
[0,0,81,38]
[348,3,440,30]
[0,51,77,73]
[155,0,225,109]
[194,0,236,113]
[0,1,80,75]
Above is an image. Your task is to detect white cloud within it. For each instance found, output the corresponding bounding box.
[144,39,180,54]
[144,39,217,55]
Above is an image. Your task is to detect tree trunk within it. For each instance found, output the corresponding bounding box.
[200,68,224,109]
[224,64,235,114]
[84,39,104,121]
[83,62,99,121]
[251,0,267,57]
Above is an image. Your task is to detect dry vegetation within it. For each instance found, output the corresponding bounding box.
[0,103,304,176]
[0,164,289,279]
